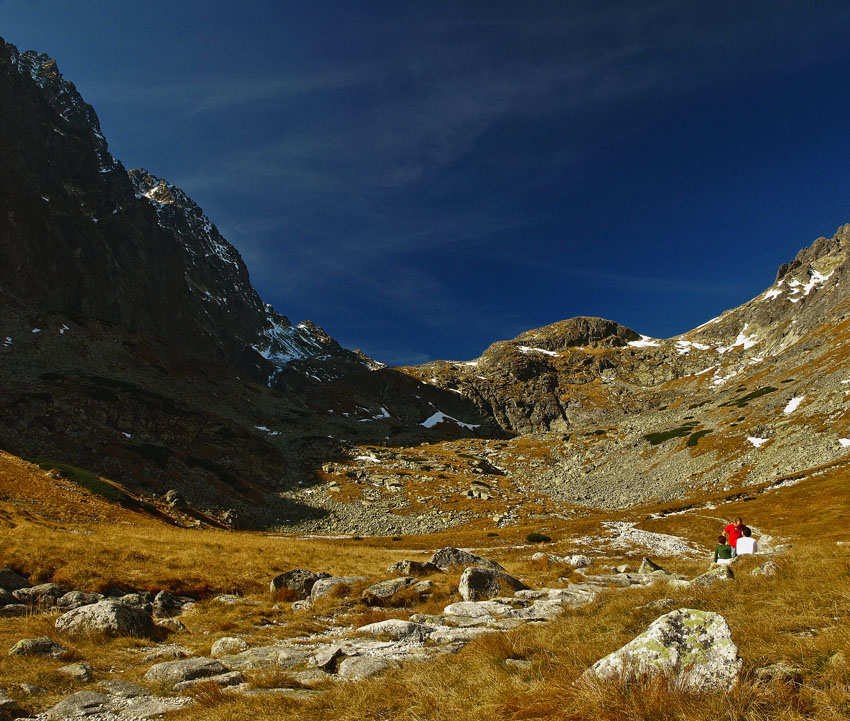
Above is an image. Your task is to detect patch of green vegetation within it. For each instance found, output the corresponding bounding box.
[644,423,697,445]
[420,465,432,472]
[402,456,427,463]
[719,386,778,409]
[781,378,796,383]
[457,453,479,461]
[688,400,711,410]
[23,458,139,507]
[486,532,499,537]
[658,405,668,411]
[345,471,358,478]
[593,429,607,436]
[686,429,712,447]
[526,532,552,543]
[391,536,402,541]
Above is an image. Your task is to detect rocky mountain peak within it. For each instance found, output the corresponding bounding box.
[510,316,640,351]
[6,41,121,179]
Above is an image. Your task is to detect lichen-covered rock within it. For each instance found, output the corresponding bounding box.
[337,656,400,679]
[584,608,741,691]
[269,569,327,599]
[458,566,529,601]
[309,576,366,602]
[173,670,245,692]
[566,554,594,568]
[751,561,780,577]
[361,577,422,605]
[8,637,68,659]
[156,618,188,634]
[55,599,156,639]
[218,646,308,671]
[56,591,104,610]
[312,644,346,672]
[152,590,184,618]
[356,619,434,641]
[691,564,734,587]
[211,637,249,657]
[58,662,93,682]
[12,583,67,607]
[143,657,227,689]
[44,691,114,720]
[430,547,505,572]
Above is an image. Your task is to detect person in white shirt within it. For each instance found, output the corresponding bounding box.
[735,526,758,555]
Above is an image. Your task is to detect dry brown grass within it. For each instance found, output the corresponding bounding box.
[2,443,849,719]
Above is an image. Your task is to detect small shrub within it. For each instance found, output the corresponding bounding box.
[686,429,712,447]
[526,532,552,543]
[644,424,696,445]
[486,532,499,537]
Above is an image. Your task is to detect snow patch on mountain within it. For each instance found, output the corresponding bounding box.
[783,396,805,414]
[628,335,660,348]
[420,411,480,430]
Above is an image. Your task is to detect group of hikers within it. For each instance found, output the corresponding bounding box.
[713,516,758,563]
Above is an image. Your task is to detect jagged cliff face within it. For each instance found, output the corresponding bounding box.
[0,39,496,528]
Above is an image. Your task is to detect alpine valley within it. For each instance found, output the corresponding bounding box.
[1,38,849,721]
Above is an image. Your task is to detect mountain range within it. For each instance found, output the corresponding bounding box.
[2,38,848,533]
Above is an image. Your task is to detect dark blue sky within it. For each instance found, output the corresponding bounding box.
[4,2,850,365]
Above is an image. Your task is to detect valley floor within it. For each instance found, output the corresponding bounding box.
[0,450,848,720]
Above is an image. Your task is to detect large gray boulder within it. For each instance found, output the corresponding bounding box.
[210,637,249,657]
[338,656,400,680]
[458,567,529,601]
[12,583,67,607]
[691,564,734,587]
[356,619,434,641]
[152,590,184,618]
[309,576,367,602]
[0,569,29,592]
[430,547,505,572]
[584,608,741,691]
[218,646,309,671]
[269,569,327,599]
[8,637,68,659]
[44,691,114,720]
[143,657,228,689]
[55,600,156,639]
[361,577,430,605]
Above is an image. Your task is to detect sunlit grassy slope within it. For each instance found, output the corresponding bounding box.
[1,449,848,720]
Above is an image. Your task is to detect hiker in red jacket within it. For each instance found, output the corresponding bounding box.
[724,517,745,551]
